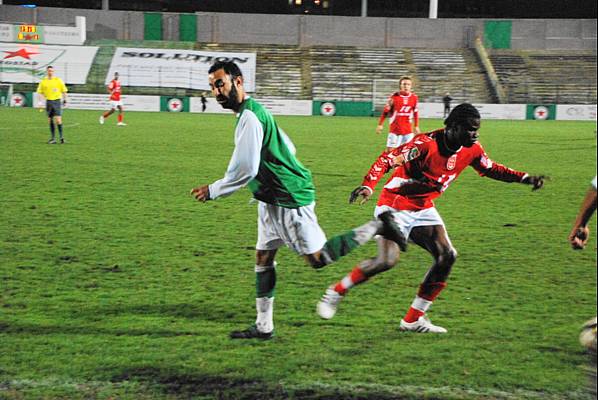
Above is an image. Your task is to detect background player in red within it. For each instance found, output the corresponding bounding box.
[317,103,545,333]
[376,76,420,152]
[99,72,126,126]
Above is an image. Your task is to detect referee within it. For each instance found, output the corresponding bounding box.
[36,65,68,144]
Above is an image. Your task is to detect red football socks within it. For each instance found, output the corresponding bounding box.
[333,266,367,295]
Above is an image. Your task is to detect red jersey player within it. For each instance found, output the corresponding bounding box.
[317,103,546,333]
[376,76,420,152]
[99,72,126,126]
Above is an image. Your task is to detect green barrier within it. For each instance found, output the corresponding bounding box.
[526,104,556,120]
[484,21,512,49]
[179,14,197,42]
[160,96,189,112]
[144,13,162,40]
[313,100,373,116]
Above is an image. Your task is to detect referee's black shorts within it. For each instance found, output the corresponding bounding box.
[46,99,62,118]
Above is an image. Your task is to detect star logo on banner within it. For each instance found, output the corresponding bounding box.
[3,48,39,60]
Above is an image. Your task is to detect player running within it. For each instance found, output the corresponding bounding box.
[376,76,420,152]
[190,61,407,340]
[317,103,546,333]
[99,72,126,126]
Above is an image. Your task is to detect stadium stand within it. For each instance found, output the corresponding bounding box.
[490,50,597,104]
[8,38,597,106]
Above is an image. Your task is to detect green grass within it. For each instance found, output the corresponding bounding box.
[1,108,596,399]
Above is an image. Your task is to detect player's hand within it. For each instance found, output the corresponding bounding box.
[349,186,372,205]
[190,185,210,202]
[375,125,383,135]
[414,126,421,134]
[569,226,590,250]
[522,175,546,191]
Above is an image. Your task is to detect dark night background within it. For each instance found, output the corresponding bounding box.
[2,0,597,18]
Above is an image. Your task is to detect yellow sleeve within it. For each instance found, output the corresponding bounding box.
[36,80,43,94]
[60,79,68,93]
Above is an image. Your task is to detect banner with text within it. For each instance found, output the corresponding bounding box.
[105,48,256,91]
[0,43,98,84]
[33,92,160,112]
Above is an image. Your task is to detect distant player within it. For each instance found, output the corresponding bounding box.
[376,76,420,152]
[99,72,126,126]
[317,103,546,333]
[36,65,68,144]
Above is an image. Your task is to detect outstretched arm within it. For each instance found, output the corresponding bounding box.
[191,111,263,202]
[471,150,545,191]
[569,184,598,250]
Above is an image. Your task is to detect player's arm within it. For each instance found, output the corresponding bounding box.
[191,111,263,202]
[569,182,597,250]
[376,98,393,134]
[413,102,420,134]
[35,81,45,108]
[470,148,545,190]
[349,150,396,204]
[60,79,68,105]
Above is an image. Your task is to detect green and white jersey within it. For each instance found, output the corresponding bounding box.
[209,97,315,208]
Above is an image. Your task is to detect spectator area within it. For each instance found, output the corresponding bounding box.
[12,39,597,106]
[489,50,597,104]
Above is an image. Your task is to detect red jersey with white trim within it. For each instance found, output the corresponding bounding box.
[108,79,121,101]
[361,129,527,211]
[378,91,419,135]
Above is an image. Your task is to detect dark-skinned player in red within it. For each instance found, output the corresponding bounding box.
[317,103,546,333]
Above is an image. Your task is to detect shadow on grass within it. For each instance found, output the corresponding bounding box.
[111,366,415,400]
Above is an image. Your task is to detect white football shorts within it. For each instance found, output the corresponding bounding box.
[387,132,414,148]
[256,201,327,255]
[110,100,123,108]
[374,205,445,240]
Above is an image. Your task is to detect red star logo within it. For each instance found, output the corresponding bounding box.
[13,97,22,104]
[3,48,39,60]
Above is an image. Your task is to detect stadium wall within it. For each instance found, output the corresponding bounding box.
[20,92,596,121]
[0,5,595,50]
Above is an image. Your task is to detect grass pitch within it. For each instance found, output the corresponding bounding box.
[1,107,596,399]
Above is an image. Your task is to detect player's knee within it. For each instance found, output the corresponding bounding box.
[439,247,457,266]
[304,252,331,269]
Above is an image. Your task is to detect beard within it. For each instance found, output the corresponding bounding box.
[217,83,240,111]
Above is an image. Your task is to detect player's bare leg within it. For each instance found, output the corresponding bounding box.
[116,105,126,126]
[230,249,277,340]
[100,108,115,124]
[399,224,456,333]
[317,236,400,319]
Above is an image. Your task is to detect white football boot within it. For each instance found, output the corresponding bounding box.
[317,287,344,319]
[99,115,105,124]
[117,122,127,126]
[399,315,447,333]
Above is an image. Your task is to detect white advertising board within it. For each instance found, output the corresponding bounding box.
[106,48,256,92]
[189,97,312,115]
[556,105,597,121]
[33,93,160,112]
[0,43,98,84]
[418,103,527,120]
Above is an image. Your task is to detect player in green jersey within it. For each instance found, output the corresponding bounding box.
[190,61,407,340]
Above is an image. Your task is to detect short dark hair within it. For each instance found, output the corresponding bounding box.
[47,65,53,69]
[208,61,243,79]
[444,103,480,127]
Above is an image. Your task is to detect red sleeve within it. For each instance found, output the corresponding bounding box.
[470,145,526,183]
[361,139,427,191]
[361,150,396,191]
[378,97,393,125]
[413,95,419,127]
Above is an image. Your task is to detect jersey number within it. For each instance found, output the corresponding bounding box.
[437,174,456,192]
